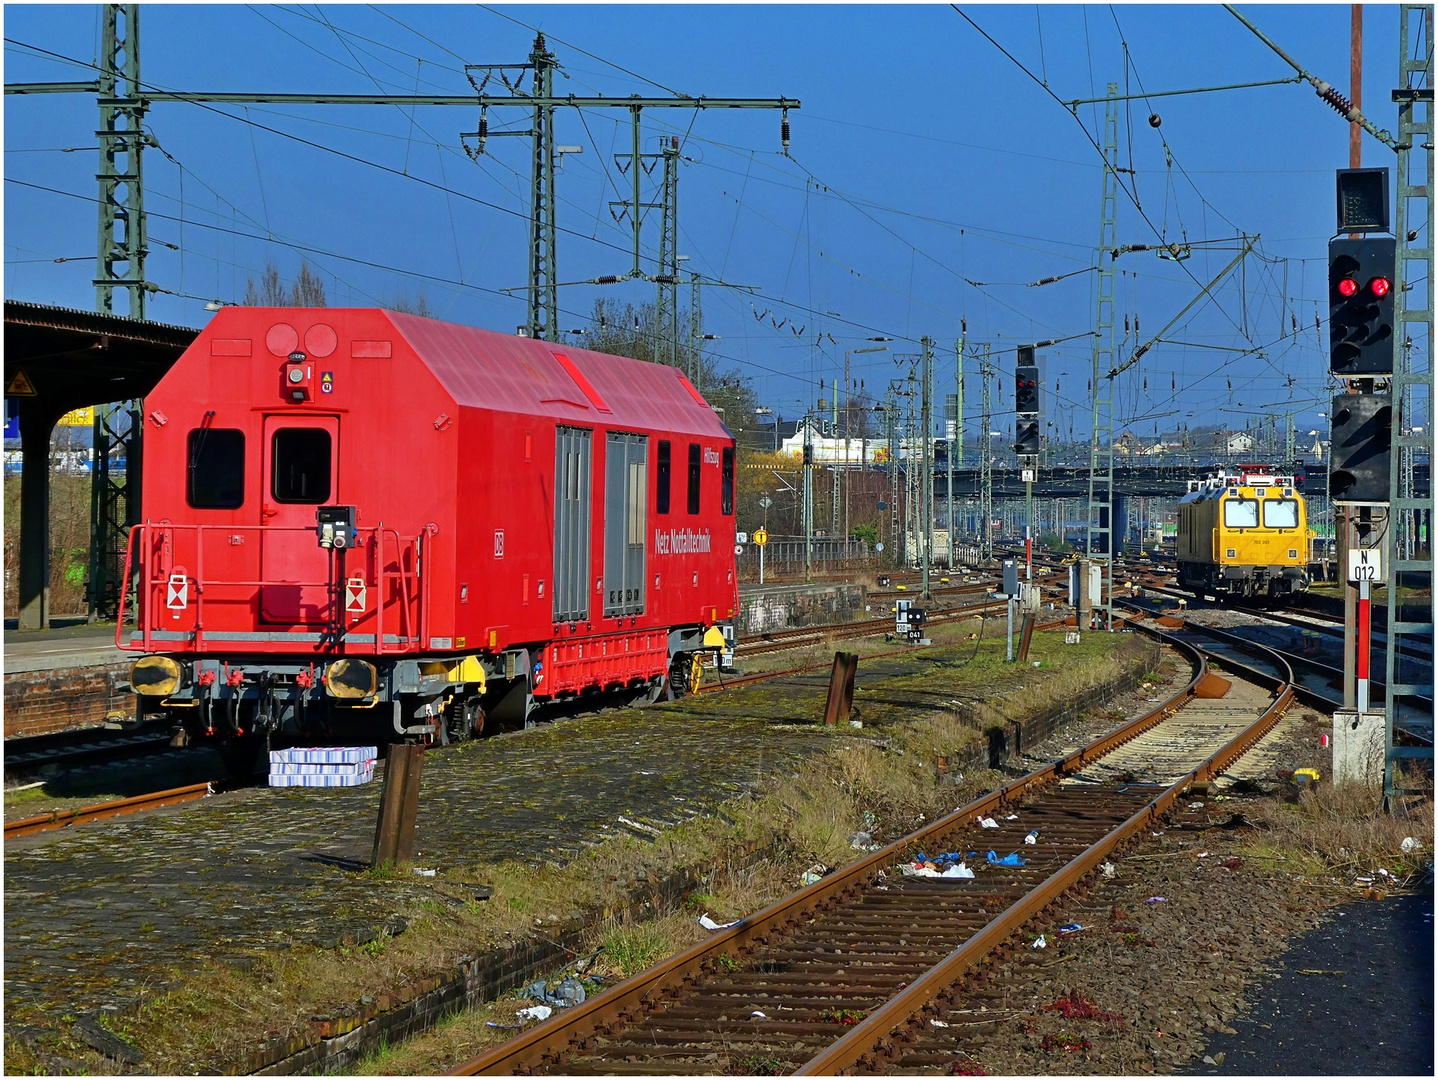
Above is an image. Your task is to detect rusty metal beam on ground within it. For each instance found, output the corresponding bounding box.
[822,651,859,725]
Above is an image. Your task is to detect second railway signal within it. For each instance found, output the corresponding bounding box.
[1329,392,1392,504]
[1014,419,1040,456]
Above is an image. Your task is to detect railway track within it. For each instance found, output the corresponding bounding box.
[449,623,1296,1076]
[734,592,1007,659]
[3,781,214,840]
[3,719,177,782]
[1116,597,1434,746]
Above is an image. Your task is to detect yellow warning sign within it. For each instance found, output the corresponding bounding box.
[753,528,769,547]
[5,369,37,397]
[57,407,95,426]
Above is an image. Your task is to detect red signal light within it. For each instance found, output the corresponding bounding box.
[1337,278,1359,297]
[1369,276,1391,298]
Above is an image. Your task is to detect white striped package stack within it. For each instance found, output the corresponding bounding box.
[268,746,378,787]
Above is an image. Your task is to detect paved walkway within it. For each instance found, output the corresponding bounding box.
[2,656,920,1022]
[1183,891,1434,1076]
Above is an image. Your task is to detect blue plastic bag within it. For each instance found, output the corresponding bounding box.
[986,850,1026,867]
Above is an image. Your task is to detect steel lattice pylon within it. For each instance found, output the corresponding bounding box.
[655,137,681,370]
[526,35,558,342]
[1385,4,1434,799]
[1085,83,1119,629]
[89,3,146,621]
[980,344,994,560]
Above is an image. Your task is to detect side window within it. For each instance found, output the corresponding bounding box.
[187,428,245,509]
[656,440,671,514]
[687,443,701,515]
[721,446,734,515]
[271,428,332,504]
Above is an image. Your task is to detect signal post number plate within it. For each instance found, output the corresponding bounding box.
[1348,548,1382,582]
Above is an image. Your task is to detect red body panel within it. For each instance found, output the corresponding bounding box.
[130,308,738,697]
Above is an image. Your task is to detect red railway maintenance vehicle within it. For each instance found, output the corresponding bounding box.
[121,308,738,750]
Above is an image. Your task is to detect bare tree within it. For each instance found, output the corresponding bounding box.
[386,287,434,318]
[243,261,327,307]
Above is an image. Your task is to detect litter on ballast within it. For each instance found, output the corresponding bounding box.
[522,976,586,1008]
[514,1005,552,1022]
[412,867,437,877]
[1145,896,1167,903]
[1024,830,1040,845]
[801,863,830,886]
[1057,923,1085,934]
[1401,837,1422,853]
[1004,814,1019,820]
[1032,935,1047,949]
[987,851,1026,867]
[930,1019,951,1028]
[848,831,880,851]
[942,863,975,879]
[698,913,739,931]
[751,1010,768,1019]
[978,817,1000,829]
[1100,862,1116,878]
[1188,801,1205,810]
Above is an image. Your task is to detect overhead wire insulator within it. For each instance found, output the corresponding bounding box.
[780,108,790,154]
[1313,80,1356,121]
[478,106,489,155]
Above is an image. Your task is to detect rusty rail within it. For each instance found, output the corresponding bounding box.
[448,627,1212,1076]
[799,626,1293,1073]
[3,781,214,840]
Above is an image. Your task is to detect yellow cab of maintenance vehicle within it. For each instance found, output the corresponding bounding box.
[1176,468,1311,601]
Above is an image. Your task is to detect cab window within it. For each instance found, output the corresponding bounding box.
[272,428,332,504]
[1263,499,1299,528]
[187,428,245,509]
[1223,498,1259,528]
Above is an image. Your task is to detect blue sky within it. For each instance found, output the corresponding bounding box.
[3,4,1420,442]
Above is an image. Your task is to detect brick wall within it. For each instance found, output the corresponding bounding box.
[4,662,131,738]
[738,582,868,636]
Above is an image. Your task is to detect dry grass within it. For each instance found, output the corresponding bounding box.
[1241,780,1434,886]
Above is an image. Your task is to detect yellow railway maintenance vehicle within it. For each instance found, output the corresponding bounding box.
[1176,469,1312,601]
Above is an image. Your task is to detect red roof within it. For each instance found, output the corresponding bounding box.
[387,312,729,437]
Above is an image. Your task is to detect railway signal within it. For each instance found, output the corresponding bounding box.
[1327,236,1396,376]
[1014,363,1040,416]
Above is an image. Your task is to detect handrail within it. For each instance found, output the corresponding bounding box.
[121,521,428,654]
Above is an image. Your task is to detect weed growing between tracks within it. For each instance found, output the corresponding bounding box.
[13,631,1150,1076]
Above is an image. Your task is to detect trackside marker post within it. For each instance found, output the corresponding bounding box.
[373,744,425,868]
